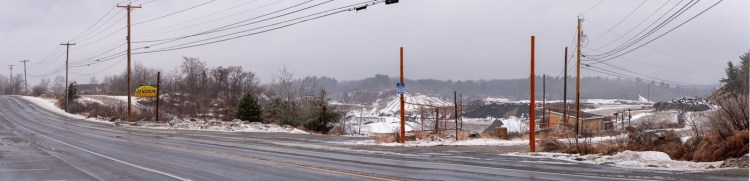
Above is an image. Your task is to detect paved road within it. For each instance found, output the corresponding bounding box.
[0,96,744,181]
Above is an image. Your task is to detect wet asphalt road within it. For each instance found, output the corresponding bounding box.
[0,96,745,181]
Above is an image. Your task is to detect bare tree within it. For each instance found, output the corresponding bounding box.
[51,75,66,97]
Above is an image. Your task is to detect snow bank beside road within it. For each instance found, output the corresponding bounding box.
[504,151,723,171]
[20,96,110,124]
[21,96,307,134]
[137,119,307,134]
[347,138,528,147]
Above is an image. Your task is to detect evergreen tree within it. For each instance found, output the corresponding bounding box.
[236,92,262,122]
[720,51,750,94]
[303,89,342,134]
[67,82,78,101]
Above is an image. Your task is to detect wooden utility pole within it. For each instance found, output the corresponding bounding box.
[60,42,75,112]
[542,74,546,130]
[454,91,458,141]
[8,65,14,94]
[459,94,463,131]
[435,107,439,133]
[20,60,29,95]
[563,47,568,127]
[530,36,536,152]
[118,3,141,122]
[576,17,582,135]
[399,47,405,143]
[156,71,161,122]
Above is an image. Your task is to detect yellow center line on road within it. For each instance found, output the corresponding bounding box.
[134,139,403,181]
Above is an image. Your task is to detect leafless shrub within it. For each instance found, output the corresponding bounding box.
[708,93,749,138]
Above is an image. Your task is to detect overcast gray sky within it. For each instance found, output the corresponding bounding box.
[1,0,747,86]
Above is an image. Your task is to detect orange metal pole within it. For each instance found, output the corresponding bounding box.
[400,47,406,144]
[530,36,536,152]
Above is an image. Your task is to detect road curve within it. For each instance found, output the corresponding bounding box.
[0,96,743,181]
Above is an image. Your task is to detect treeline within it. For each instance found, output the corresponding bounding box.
[285,74,716,105]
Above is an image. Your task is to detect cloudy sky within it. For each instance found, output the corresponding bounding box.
[0,0,747,86]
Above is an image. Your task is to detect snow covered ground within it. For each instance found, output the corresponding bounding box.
[21,96,110,124]
[557,134,627,143]
[345,138,528,147]
[344,116,422,134]
[377,93,452,116]
[503,151,724,171]
[20,96,307,134]
[137,119,307,134]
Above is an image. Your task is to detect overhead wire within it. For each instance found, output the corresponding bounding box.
[71,57,127,76]
[69,6,119,42]
[131,0,320,44]
[134,0,276,39]
[38,0,385,77]
[585,0,699,59]
[591,0,674,51]
[587,0,723,64]
[132,0,380,54]
[132,0,216,26]
[587,0,648,44]
[582,0,605,15]
[135,2,363,54]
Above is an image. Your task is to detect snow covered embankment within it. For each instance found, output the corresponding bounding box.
[504,151,723,171]
[21,96,307,134]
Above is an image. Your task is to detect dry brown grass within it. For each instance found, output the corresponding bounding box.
[374,133,398,144]
[457,131,469,141]
[690,130,749,161]
[414,131,429,140]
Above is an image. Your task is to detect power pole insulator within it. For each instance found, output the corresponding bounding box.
[385,0,399,5]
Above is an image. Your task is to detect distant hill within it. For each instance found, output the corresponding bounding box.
[281,74,717,105]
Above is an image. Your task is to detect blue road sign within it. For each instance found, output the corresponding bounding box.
[396,82,405,94]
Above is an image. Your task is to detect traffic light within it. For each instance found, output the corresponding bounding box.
[385,0,399,5]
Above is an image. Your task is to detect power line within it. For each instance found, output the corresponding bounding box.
[583,63,715,87]
[37,0,387,77]
[582,0,605,15]
[590,0,674,51]
[133,0,216,25]
[586,0,699,59]
[69,6,119,41]
[71,57,127,76]
[588,0,723,64]
[587,0,648,44]
[132,0,321,44]
[134,0,276,39]
[133,0,381,54]
[75,15,126,44]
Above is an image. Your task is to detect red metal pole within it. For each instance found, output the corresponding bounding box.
[530,36,536,152]
[400,47,406,144]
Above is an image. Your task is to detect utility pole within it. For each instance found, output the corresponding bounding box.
[20,60,29,96]
[542,74,546,130]
[454,91,458,141]
[529,36,536,152]
[563,47,568,127]
[60,42,75,113]
[118,3,141,122]
[156,71,161,122]
[399,47,405,143]
[576,17,582,135]
[8,65,14,95]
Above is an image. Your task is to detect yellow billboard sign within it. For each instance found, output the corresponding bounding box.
[135,85,157,97]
